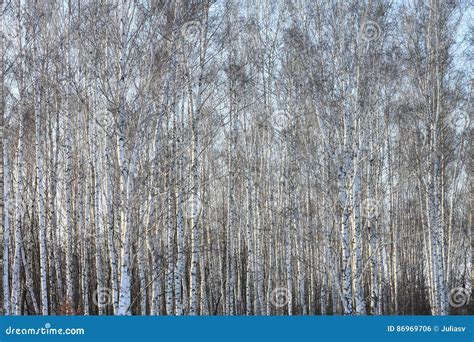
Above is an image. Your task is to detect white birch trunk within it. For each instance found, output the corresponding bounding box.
[352,155,365,314]
[245,168,254,315]
[11,103,24,316]
[34,47,49,315]
[138,212,147,315]
[2,129,10,315]
[165,166,174,315]
[105,136,119,313]
[174,187,185,315]
[338,109,354,314]
[1,15,11,313]
[117,0,132,316]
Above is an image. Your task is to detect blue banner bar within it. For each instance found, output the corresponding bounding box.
[0,316,472,342]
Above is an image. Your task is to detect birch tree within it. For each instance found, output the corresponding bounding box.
[0,0,471,316]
